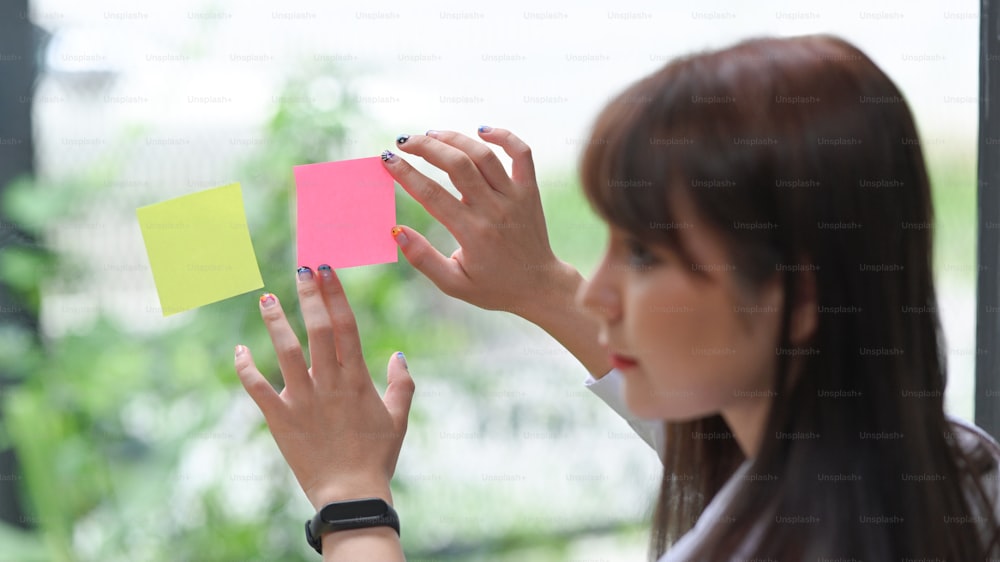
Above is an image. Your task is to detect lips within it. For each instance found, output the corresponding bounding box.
[609,352,639,370]
[600,334,639,370]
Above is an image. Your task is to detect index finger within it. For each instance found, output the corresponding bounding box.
[477,127,537,187]
[381,150,470,231]
[422,129,515,195]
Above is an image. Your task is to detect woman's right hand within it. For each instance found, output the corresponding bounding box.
[382,128,576,317]
[383,128,611,378]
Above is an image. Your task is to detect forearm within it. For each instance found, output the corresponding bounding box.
[322,526,405,562]
[518,262,611,379]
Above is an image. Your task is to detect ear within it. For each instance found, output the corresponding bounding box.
[788,266,818,346]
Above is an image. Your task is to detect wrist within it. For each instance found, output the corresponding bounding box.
[515,259,612,379]
[518,259,583,325]
[320,525,403,560]
[308,480,394,511]
[307,497,402,558]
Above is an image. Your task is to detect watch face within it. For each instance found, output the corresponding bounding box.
[321,499,388,521]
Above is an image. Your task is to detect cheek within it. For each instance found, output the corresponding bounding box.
[628,287,741,381]
[622,283,775,418]
[619,293,725,416]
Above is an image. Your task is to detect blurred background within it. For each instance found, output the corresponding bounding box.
[0,0,981,560]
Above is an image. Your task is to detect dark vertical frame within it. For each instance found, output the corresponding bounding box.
[0,0,36,529]
[977,0,1000,439]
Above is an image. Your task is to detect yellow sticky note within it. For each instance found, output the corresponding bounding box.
[137,183,263,316]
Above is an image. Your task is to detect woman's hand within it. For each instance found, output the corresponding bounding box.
[233,266,414,511]
[384,128,575,316]
[384,128,611,378]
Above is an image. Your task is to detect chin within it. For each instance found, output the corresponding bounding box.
[623,387,673,420]
[623,401,662,420]
[624,384,711,422]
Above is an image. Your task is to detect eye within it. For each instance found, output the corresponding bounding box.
[624,237,658,268]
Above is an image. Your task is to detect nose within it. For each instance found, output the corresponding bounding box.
[576,252,621,323]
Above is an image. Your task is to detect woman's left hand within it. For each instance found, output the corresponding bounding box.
[233,266,414,510]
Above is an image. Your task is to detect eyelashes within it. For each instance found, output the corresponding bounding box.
[624,237,659,268]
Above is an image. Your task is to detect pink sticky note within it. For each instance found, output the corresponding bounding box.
[295,157,397,270]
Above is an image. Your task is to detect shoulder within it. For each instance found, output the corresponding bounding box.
[946,416,1000,548]
[657,461,756,561]
[947,415,1000,461]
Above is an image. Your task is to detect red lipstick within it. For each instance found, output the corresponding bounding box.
[609,354,639,370]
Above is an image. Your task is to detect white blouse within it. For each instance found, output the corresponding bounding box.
[584,368,1000,560]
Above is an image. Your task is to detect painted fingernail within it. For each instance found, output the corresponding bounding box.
[478,125,492,133]
[391,225,408,245]
[381,149,396,162]
[396,351,408,370]
[318,264,332,279]
[260,293,276,308]
[297,266,312,280]
[425,129,439,137]
[235,344,247,357]
[396,134,409,145]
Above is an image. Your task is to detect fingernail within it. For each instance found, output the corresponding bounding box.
[235,344,247,357]
[260,293,276,308]
[396,351,408,370]
[478,125,492,133]
[391,225,408,245]
[297,266,312,281]
[318,264,332,279]
[425,129,438,137]
[381,149,396,162]
[396,134,410,145]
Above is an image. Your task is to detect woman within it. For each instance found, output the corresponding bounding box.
[234,35,1000,560]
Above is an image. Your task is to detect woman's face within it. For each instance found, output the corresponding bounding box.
[577,195,786,430]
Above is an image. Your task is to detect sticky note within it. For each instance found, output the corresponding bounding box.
[294,157,397,270]
[137,182,263,316]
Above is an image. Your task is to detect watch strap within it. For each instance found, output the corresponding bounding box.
[305,498,400,554]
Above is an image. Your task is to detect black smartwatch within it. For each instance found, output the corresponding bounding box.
[305,497,400,554]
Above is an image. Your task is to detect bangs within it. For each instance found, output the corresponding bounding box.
[580,81,686,252]
[578,45,788,285]
[579,68,723,266]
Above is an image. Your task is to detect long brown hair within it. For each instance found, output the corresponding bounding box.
[581,35,1000,560]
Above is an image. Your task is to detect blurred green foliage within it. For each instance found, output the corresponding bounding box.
[0,65,470,561]
[0,63,648,561]
[927,145,978,281]
[0,56,976,561]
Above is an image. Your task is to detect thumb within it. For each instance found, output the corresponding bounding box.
[383,351,415,430]
[391,225,467,296]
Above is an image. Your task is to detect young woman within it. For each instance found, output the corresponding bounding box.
[234,35,1000,560]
